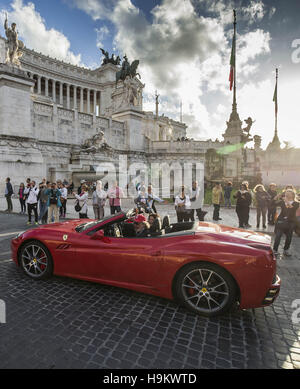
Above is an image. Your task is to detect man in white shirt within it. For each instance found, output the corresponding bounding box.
[24,180,39,225]
[190,181,205,221]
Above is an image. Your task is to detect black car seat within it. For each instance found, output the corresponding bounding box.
[162,215,171,232]
[122,222,136,237]
[149,217,162,236]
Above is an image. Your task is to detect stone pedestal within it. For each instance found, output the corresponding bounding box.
[112,109,145,152]
[0,64,35,138]
[0,137,44,193]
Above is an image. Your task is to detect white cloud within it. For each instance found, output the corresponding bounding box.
[243,0,265,24]
[95,25,109,48]
[238,29,271,64]
[194,0,272,25]
[0,0,82,65]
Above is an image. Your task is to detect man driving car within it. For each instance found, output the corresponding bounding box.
[133,214,150,237]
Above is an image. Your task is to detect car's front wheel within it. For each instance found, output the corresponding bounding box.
[174,262,237,317]
[19,241,53,280]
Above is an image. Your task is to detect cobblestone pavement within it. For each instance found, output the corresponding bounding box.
[0,206,300,369]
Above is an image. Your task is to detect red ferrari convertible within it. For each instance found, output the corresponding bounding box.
[11,210,280,317]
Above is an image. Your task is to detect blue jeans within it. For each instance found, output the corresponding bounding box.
[224,197,231,208]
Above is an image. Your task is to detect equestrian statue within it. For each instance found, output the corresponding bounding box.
[116,54,141,84]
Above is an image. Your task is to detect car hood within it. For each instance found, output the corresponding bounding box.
[196,222,271,245]
[33,219,88,232]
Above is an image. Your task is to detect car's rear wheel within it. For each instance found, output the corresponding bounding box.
[174,262,237,317]
[19,241,53,280]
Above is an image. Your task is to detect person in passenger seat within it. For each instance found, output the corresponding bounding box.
[148,213,161,234]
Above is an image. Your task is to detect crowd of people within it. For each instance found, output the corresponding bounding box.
[4,178,70,225]
[3,177,125,223]
[210,181,300,257]
[3,176,300,256]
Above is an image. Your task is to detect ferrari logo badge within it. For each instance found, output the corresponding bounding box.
[63,235,68,241]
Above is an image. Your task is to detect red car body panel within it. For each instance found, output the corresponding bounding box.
[11,215,280,311]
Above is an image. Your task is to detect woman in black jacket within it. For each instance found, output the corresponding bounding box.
[273,189,299,256]
[234,184,252,228]
[253,184,271,229]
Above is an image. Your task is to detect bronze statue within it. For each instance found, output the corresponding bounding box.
[100,48,109,65]
[242,117,255,143]
[116,55,141,84]
[100,48,121,66]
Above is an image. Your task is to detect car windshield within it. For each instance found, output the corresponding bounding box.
[75,212,127,233]
[75,221,100,233]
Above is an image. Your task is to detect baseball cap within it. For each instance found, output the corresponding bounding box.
[134,214,147,223]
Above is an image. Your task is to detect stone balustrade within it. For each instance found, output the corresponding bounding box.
[149,140,222,154]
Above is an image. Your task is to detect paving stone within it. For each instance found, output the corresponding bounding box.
[280,361,294,369]
[290,353,300,362]
[1,212,300,369]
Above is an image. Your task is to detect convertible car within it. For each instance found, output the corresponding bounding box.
[11,210,280,317]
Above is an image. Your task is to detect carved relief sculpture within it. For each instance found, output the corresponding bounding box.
[81,131,111,153]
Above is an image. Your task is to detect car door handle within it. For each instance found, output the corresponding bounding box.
[153,250,162,256]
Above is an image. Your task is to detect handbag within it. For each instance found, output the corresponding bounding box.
[75,201,82,212]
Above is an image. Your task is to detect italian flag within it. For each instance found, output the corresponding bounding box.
[273,72,278,115]
[229,27,236,90]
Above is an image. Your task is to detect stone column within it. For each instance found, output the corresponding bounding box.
[37,75,41,95]
[99,91,102,115]
[80,87,84,112]
[87,88,90,114]
[52,80,56,103]
[59,82,63,106]
[73,85,77,110]
[45,77,49,97]
[93,90,97,114]
[66,84,70,109]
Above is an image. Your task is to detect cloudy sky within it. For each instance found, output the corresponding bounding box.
[0,0,299,149]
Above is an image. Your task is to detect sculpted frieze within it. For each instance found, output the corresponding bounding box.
[33,103,53,116]
[58,108,74,121]
[95,117,109,128]
[79,113,93,124]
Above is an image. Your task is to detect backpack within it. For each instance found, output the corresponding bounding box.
[49,189,58,205]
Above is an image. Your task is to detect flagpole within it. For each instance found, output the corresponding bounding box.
[233,9,237,113]
[275,68,278,137]
[180,100,183,123]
